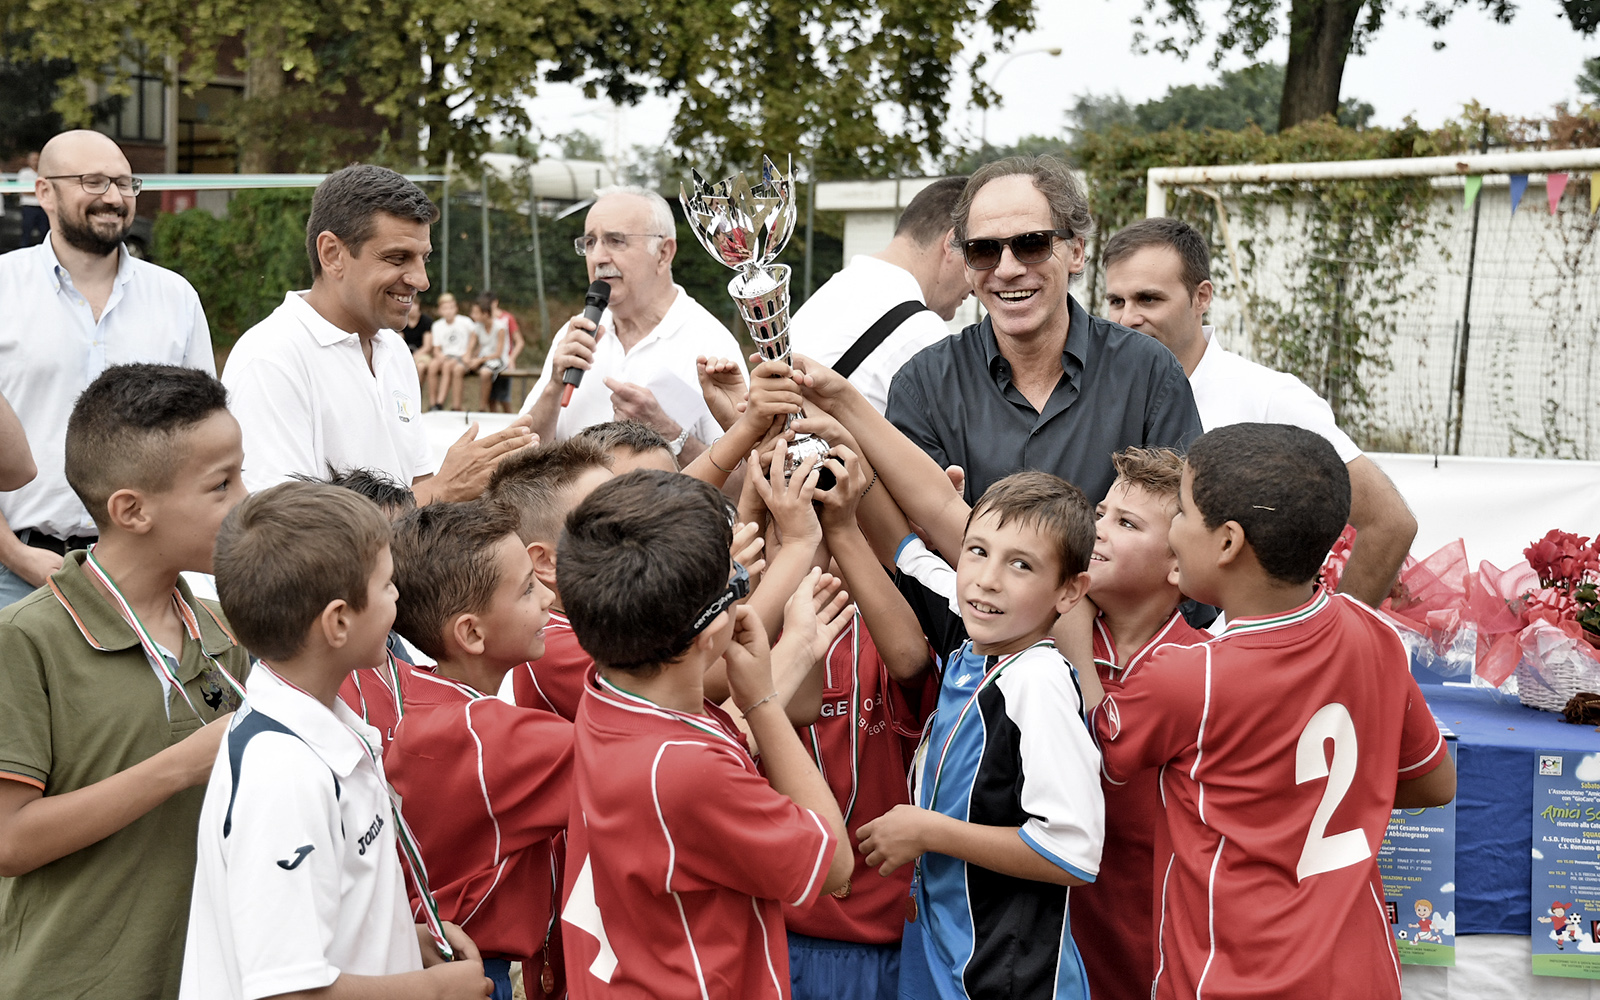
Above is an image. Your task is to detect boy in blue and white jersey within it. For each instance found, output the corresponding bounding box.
[856,470,1104,1000]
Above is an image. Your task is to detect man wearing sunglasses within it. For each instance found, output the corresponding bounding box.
[884,156,1201,509]
[0,129,213,610]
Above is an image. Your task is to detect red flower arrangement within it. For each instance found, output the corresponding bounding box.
[1522,530,1600,640]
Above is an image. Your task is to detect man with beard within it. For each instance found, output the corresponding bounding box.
[0,130,213,609]
[519,185,745,464]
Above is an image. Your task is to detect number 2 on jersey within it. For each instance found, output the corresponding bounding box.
[1294,703,1371,881]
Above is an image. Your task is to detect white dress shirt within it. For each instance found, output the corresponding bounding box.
[1188,326,1362,463]
[787,256,954,414]
[223,292,434,493]
[0,239,213,539]
[521,284,746,443]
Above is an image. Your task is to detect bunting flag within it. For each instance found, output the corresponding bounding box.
[1464,175,1483,210]
[1547,172,1570,214]
[1509,174,1529,215]
[1592,173,1599,214]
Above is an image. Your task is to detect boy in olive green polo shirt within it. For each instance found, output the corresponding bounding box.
[0,364,251,1000]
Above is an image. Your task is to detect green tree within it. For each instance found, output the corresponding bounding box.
[1132,0,1597,130]
[1066,64,1373,139]
[0,32,89,158]
[0,0,1042,178]
[554,131,607,163]
[1579,55,1600,101]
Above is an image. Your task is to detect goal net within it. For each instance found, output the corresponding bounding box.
[1132,151,1600,459]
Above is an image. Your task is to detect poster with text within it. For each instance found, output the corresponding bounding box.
[1380,739,1457,966]
[1531,749,1600,979]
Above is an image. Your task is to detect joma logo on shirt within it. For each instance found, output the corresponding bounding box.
[356,813,385,855]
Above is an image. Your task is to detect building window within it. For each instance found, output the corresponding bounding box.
[99,54,166,143]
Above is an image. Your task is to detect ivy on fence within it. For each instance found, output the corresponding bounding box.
[1074,117,1446,444]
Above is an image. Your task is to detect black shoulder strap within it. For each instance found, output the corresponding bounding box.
[833,299,932,378]
[224,708,339,837]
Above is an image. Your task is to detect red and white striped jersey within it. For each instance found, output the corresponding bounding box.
[337,646,414,753]
[1072,610,1209,1000]
[384,668,574,962]
[562,673,837,1000]
[786,613,937,944]
[1092,590,1446,1000]
[512,610,591,721]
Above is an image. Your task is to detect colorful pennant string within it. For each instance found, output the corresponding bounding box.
[1547,172,1569,214]
[1509,174,1529,214]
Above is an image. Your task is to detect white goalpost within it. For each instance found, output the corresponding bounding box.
[1143,148,1600,460]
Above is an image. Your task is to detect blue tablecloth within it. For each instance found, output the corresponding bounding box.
[1425,684,1600,935]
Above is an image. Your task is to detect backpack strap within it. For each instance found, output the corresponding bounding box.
[833,300,931,378]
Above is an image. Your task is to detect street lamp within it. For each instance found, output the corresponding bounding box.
[980,46,1064,150]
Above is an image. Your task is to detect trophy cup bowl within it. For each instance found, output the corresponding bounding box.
[681,156,833,489]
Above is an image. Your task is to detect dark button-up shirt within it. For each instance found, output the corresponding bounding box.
[886,296,1203,505]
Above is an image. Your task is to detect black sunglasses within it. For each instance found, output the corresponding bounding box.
[960,229,1074,270]
[676,561,751,646]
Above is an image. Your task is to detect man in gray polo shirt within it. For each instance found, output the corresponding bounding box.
[885,156,1201,506]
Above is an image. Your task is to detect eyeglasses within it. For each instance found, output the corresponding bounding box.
[676,561,751,645]
[574,232,667,256]
[44,173,144,196]
[959,229,1074,270]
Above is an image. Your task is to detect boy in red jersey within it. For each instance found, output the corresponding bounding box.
[384,500,574,1000]
[1069,446,1209,1000]
[1092,422,1455,1000]
[557,470,855,1000]
[774,417,940,1000]
[485,438,616,720]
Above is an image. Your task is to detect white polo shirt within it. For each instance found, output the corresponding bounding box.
[0,238,213,539]
[180,665,422,1000]
[223,291,434,493]
[520,284,746,443]
[430,315,477,359]
[788,255,954,414]
[1188,327,1362,463]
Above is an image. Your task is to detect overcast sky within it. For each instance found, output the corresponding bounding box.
[522,0,1598,163]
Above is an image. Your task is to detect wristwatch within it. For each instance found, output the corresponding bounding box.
[667,427,691,456]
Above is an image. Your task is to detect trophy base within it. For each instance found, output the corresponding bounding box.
[786,432,835,493]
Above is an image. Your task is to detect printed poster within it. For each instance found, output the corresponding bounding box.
[1379,739,1458,966]
[1531,749,1600,979]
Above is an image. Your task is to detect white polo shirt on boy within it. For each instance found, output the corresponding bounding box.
[520,284,746,445]
[180,665,421,1000]
[223,291,434,493]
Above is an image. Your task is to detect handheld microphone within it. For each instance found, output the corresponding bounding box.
[561,280,612,407]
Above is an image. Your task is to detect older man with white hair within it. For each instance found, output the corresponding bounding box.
[520,185,746,463]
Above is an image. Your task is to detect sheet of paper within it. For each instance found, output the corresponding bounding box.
[1531,749,1600,978]
[1380,739,1457,966]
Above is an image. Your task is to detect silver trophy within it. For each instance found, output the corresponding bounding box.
[681,156,833,487]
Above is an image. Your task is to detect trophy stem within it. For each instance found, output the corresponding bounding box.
[726,264,834,489]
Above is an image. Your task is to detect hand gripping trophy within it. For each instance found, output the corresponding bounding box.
[680,156,834,487]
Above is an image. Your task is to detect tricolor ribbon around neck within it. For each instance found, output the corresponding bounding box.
[595,674,747,751]
[355,648,409,727]
[263,663,455,962]
[78,546,246,719]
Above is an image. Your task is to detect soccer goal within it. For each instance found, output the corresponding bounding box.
[1144,149,1600,460]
